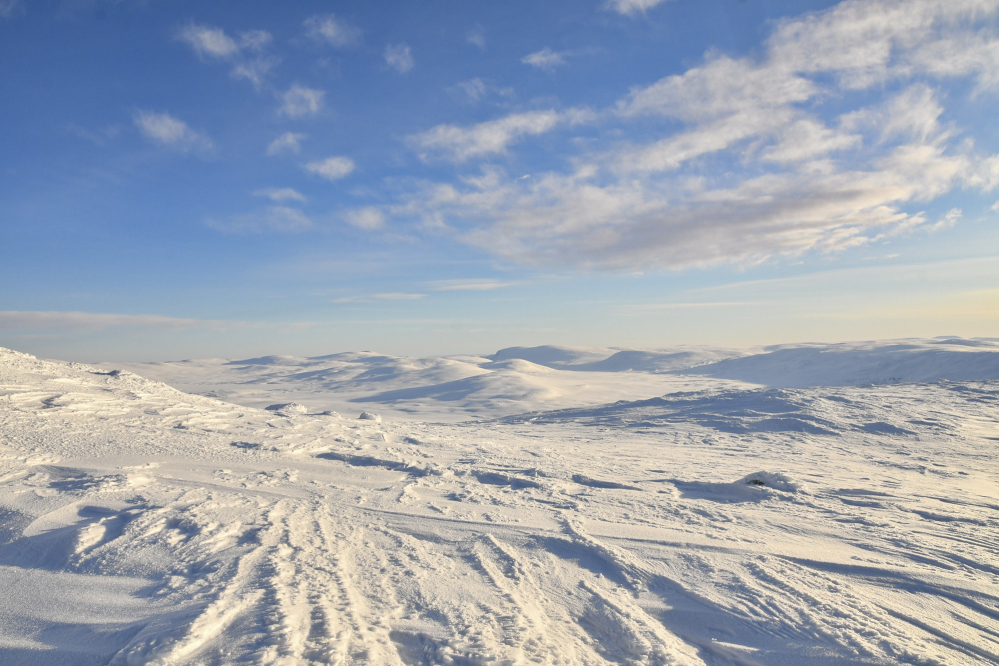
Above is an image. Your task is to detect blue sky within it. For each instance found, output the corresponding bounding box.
[2,0,998,361]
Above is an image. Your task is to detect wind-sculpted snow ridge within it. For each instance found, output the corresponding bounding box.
[2,345,998,665]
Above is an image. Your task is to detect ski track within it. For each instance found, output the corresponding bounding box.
[0,346,997,665]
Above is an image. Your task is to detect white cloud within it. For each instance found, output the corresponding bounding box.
[267,132,306,155]
[279,85,325,117]
[177,24,276,89]
[409,110,565,162]
[605,0,673,15]
[522,48,567,70]
[179,25,273,59]
[387,0,999,271]
[304,14,361,47]
[992,201,999,212]
[761,119,861,164]
[617,55,815,121]
[134,110,213,153]
[467,27,486,49]
[384,43,414,73]
[344,207,385,230]
[179,24,239,59]
[304,156,355,181]
[766,0,999,90]
[206,206,312,233]
[254,187,307,203]
[0,311,229,331]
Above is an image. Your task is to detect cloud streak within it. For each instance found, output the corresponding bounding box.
[0,311,235,331]
[254,187,307,203]
[332,293,425,303]
[522,48,566,70]
[429,279,517,291]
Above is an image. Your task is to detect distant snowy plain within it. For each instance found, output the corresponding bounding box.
[1,338,997,665]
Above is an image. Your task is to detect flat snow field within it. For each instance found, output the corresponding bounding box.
[1,339,997,665]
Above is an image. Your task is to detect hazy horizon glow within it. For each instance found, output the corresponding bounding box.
[2,0,998,361]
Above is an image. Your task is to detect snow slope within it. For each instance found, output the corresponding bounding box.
[678,338,999,388]
[1,343,998,665]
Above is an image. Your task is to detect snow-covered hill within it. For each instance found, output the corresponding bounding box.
[1,342,997,665]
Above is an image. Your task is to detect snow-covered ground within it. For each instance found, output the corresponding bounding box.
[1,339,997,665]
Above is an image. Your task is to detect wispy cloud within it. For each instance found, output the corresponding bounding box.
[605,0,674,16]
[384,43,414,73]
[447,78,515,104]
[0,311,235,331]
[623,301,765,312]
[206,206,312,233]
[279,85,325,117]
[430,279,517,291]
[230,57,278,89]
[0,0,22,19]
[134,110,213,154]
[522,48,566,71]
[254,187,307,203]
[925,207,962,233]
[332,293,425,303]
[177,24,276,89]
[450,78,486,102]
[466,27,486,49]
[304,14,361,47]
[266,132,306,155]
[304,156,355,181]
[395,0,999,271]
[66,122,121,147]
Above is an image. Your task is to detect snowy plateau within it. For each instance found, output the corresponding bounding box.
[1,338,997,666]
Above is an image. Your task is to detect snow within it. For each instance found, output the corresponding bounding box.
[1,340,997,665]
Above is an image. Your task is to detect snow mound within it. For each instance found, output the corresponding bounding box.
[489,345,612,367]
[265,402,309,414]
[738,471,803,492]
[358,411,381,422]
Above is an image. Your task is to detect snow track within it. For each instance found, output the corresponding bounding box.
[1,346,997,665]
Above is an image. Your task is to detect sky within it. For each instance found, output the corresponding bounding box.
[2,0,999,361]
